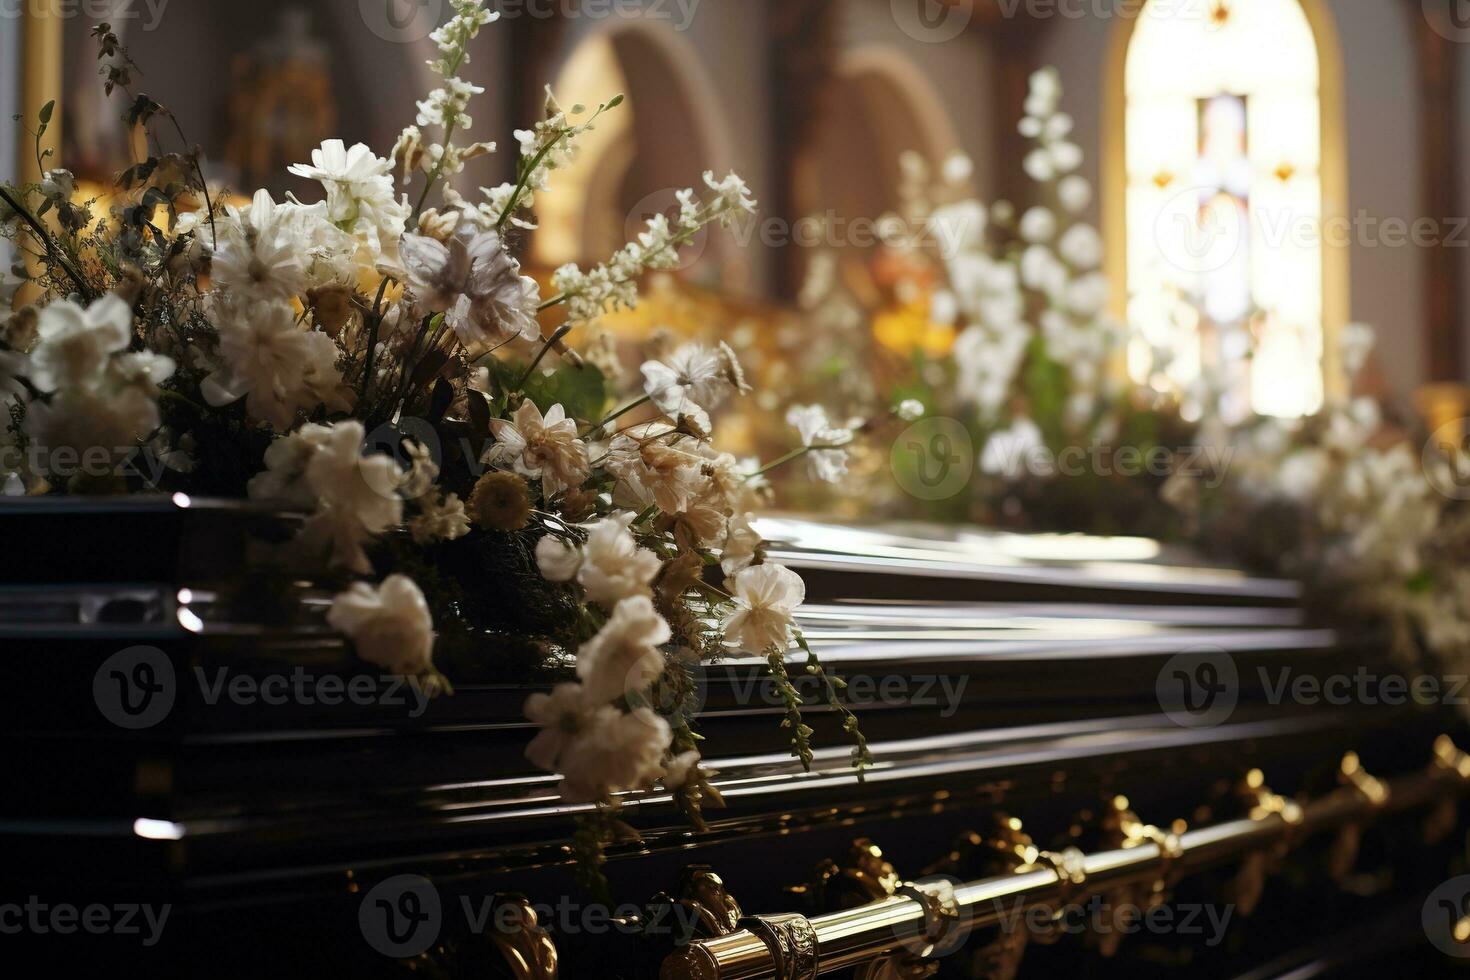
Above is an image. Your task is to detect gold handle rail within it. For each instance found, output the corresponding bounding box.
[660,749,1470,980]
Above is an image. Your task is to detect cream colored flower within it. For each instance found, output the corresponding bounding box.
[606,432,704,513]
[724,563,805,654]
[202,298,351,431]
[487,400,590,498]
[327,574,435,676]
[250,421,404,573]
[720,512,762,576]
[786,405,852,484]
[557,705,672,804]
[576,595,671,704]
[662,749,702,790]
[578,514,661,607]
[410,492,470,544]
[535,535,583,582]
[639,341,748,430]
[524,681,596,773]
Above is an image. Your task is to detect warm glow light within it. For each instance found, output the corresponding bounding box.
[1125,0,1323,419]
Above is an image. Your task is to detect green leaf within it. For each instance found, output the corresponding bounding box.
[521,362,609,422]
[38,100,54,127]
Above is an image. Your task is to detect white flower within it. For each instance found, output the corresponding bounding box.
[212,189,308,301]
[487,400,591,498]
[605,431,705,514]
[896,399,926,422]
[640,342,747,430]
[1023,148,1055,182]
[1275,449,1329,502]
[402,230,542,345]
[1020,245,1067,297]
[20,295,175,481]
[786,404,852,483]
[201,299,351,430]
[1058,224,1103,270]
[575,595,671,704]
[524,681,596,773]
[409,492,471,544]
[327,574,436,676]
[1049,141,1083,173]
[39,168,75,202]
[245,422,335,507]
[1058,175,1093,214]
[927,200,987,258]
[27,294,132,391]
[1065,272,1110,318]
[557,705,671,804]
[535,534,583,582]
[981,418,1045,479]
[1019,207,1056,243]
[724,563,805,654]
[577,513,661,608]
[251,421,405,573]
[662,749,702,790]
[719,511,762,576]
[1320,444,1439,578]
[288,139,408,260]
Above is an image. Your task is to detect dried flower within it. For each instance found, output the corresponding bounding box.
[487,400,591,498]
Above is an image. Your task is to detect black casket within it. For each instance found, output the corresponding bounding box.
[3,497,1468,978]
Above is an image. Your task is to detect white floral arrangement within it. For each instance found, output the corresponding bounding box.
[0,4,870,886]
[798,66,1470,690]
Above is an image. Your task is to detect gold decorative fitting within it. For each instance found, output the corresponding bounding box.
[658,865,744,940]
[792,838,903,911]
[1228,770,1301,917]
[1434,735,1470,782]
[1427,737,1469,844]
[1330,754,1388,885]
[896,878,964,957]
[490,895,559,980]
[737,913,819,980]
[1340,753,1389,808]
[1090,796,1186,956]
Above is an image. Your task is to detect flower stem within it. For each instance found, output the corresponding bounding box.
[746,443,848,479]
[595,394,651,431]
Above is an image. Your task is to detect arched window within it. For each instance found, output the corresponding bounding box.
[1122,0,1332,420]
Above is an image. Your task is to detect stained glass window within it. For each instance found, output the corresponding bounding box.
[1124,0,1324,420]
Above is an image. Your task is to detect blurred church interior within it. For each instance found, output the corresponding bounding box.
[4,0,1468,429]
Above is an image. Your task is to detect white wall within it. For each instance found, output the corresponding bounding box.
[1039,0,1426,403]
